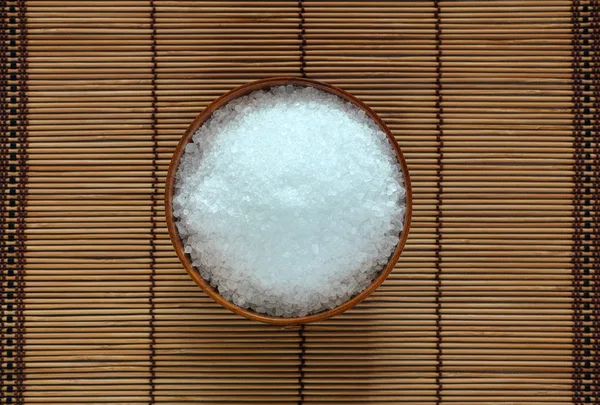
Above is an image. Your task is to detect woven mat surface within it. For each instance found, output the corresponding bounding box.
[1,0,599,404]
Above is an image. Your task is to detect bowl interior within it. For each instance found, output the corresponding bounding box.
[165,77,413,325]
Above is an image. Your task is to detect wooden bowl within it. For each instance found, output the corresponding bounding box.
[165,77,412,326]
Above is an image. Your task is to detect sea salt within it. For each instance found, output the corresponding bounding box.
[173,85,406,317]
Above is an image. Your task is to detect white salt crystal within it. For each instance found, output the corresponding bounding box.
[174,85,405,317]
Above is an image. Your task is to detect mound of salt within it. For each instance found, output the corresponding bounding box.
[173,85,405,317]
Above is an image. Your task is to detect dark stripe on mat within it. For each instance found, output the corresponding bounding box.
[571,1,585,404]
[297,325,306,405]
[149,0,159,403]
[590,0,600,400]
[15,0,29,401]
[298,0,307,79]
[0,1,10,399]
[1,0,30,403]
[433,1,444,404]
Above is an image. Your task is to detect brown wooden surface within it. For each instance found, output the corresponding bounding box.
[1,0,599,404]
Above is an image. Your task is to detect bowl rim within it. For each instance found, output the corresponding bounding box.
[165,76,413,325]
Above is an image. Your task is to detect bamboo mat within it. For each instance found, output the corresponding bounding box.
[1,0,599,404]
